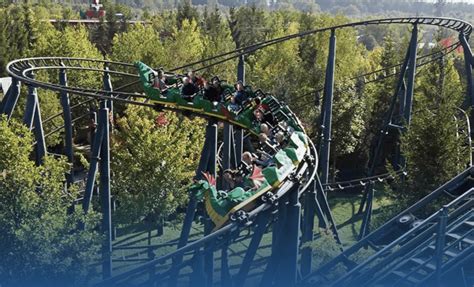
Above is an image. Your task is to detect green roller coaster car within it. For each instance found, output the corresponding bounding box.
[136,62,303,134]
[136,61,309,230]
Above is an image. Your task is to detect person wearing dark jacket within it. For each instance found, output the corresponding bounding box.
[181,77,198,101]
[203,81,221,102]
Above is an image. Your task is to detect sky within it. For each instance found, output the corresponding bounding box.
[423,0,474,3]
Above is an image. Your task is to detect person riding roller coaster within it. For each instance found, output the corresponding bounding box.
[203,80,221,103]
[181,76,199,101]
[228,81,248,112]
[152,69,168,93]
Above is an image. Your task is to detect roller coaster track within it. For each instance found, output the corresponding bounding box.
[2,16,473,287]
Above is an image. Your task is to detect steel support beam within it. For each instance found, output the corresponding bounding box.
[279,184,301,287]
[59,66,74,184]
[320,29,336,186]
[435,206,448,285]
[171,121,217,287]
[222,123,232,189]
[234,212,269,287]
[1,78,20,120]
[220,233,231,287]
[83,114,104,213]
[262,195,289,287]
[103,67,113,116]
[358,24,418,239]
[315,173,341,244]
[459,33,474,109]
[204,122,217,286]
[191,249,206,287]
[235,128,244,165]
[98,106,112,279]
[403,24,418,126]
[300,180,326,276]
[23,73,46,165]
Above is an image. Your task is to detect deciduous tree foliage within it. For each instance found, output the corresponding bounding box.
[111,23,166,68]
[0,116,101,286]
[111,105,205,225]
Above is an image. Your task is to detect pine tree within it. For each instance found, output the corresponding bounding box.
[200,7,236,80]
[176,0,198,29]
[395,52,468,202]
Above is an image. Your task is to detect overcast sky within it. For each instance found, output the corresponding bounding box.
[426,0,474,3]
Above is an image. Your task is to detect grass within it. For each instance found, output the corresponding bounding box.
[101,188,400,286]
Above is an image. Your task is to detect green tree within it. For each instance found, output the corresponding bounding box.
[250,13,301,102]
[110,24,166,68]
[27,25,103,147]
[357,31,403,166]
[0,116,101,286]
[395,53,468,202]
[176,0,199,29]
[164,19,205,69]
[111,105,205,226]
[200,7,236,80]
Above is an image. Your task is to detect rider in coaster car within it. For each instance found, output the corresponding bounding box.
[259,131,277,149]
[275,131,288,147]
[203,80,221,103]
[260,123,274,138]
[212,77,223,98]
[223,169,245,189]
[252,104,275,126]
[181,76,199,101]
[188,70,204,88]
[242,151,271,171]
[153,70,168,93]
[228,81,248,112]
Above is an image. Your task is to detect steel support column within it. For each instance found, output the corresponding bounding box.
[59,66,74,184]
[403,24,418,126]
[83,114,104,213]
[234,212,269,287]
[172,121,217,287]
[435,206,448,285]
[23,74,46,166]
[358,24,418,239]
[262,194,289,287]
[220,233,231,287]
[459,33,474,109]
[103,67,113,116]
[300,179,326,276]
[98,106,112,279]
[1,78,20,120]
[204,122,217,286]
[320,29,336,186]
[279,184,301,287]
[459,32,474,162]
[222,123,232,189]
[235,128,244,165]
[191,249,207,287]
[315,173,341,244]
